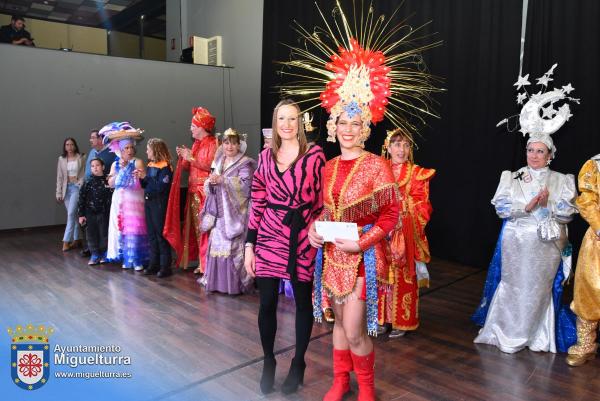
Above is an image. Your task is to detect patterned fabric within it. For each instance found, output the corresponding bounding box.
[202,152,257,294]
[163,135,217,269]
[106,158,149,267]
[321,153,399,298]
[246,145,325,282]
[473,168,577,353]
[314,225,379,336]
[472,222,577,352]
[78,175,113,216]
[191,107,216,131]
[313,248,324,317]
[572,158,600,321]
[378,162,435,330]
[362,225,378,336]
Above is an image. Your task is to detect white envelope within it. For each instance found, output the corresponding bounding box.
[315,221,359,242]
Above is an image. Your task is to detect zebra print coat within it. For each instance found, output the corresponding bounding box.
[246,145,325,282]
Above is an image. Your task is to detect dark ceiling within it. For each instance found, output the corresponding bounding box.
[0,0,166,38]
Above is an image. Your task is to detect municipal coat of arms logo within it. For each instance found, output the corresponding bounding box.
[8,324,53,390]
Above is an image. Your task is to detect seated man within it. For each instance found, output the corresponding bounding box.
[0,15,34,46]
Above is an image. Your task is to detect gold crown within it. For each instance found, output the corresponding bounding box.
[220,128,248,142]
[7,324,54,343]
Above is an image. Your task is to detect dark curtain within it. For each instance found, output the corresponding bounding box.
[261,0,598,269]
[522,0,600,266]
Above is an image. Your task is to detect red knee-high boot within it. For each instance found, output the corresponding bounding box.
[323,348,352,401]
[351,350,375,401]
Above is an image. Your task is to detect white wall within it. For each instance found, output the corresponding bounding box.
[181,0,264,158]
[0,0,264,230]
[0,44,229,230]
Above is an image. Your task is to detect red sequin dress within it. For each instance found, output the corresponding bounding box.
[321,152,399,301]
[378,161,435,330]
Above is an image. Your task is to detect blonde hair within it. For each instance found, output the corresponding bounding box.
[147,138,173,166]
[270,99,308,164]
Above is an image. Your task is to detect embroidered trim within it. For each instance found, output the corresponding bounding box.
[313,248,324,320]
[322,247,362,297]
[229,176,247,213]
[357,225,384,251]
[327,154,368,221]
[363,229,378,336]
[396,163,414,188]
[313,225,379,337]
[209,249,231,257]
[415,167,435,181]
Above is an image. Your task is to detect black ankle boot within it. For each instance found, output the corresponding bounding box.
[281,358,306,394]
[260,356,276,394]
[144,266,160,276]
[156,267,172,278]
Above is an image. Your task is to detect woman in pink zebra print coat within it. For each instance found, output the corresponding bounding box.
[244,99,325,395]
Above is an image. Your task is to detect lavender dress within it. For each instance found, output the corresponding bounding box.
[201,151,257,294]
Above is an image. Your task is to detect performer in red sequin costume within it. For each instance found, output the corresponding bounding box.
[379,128,435,337]
[164,107,217,273]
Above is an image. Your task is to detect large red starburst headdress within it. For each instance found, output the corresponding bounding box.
[321,38,390,122]
[277,0,443,143]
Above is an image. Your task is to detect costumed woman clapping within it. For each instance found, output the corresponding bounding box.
[201,128,256,294]
[473,64,579,353]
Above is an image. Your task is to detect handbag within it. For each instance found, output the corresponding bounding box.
[199,187,219,232]
[537,214,561,242]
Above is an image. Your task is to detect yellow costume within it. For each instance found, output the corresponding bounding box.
[567,157,600,366]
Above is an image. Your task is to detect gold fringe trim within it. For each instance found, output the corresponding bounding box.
[338,183,399,223]
[330,290,361,305]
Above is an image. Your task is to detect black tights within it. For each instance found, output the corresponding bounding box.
[257,278,314,362]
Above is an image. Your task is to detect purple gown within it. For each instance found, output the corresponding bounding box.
[201,151,256,294]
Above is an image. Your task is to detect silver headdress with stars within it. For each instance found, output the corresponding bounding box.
[497,63,579,157]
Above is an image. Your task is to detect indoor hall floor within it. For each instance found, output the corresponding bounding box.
[0,227,598,401]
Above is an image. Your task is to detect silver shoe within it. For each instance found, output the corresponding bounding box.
[389,329,407,338]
